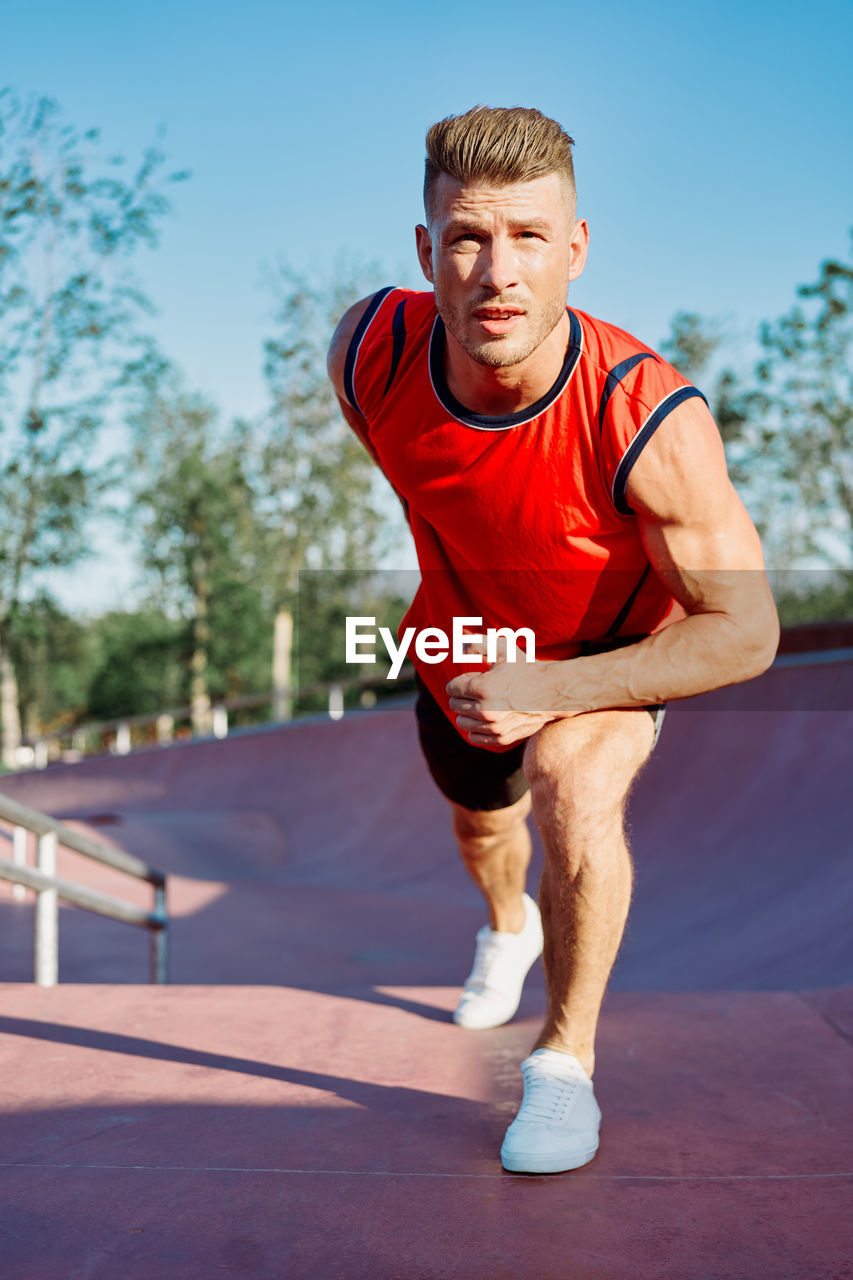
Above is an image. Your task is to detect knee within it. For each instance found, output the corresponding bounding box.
[522,722,594,804]
[522,714,651,818]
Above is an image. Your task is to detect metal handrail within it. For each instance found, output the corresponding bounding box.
[22,665,417,765]
[0,792,168,987]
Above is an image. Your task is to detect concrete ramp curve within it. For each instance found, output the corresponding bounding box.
[1,651,851,1279]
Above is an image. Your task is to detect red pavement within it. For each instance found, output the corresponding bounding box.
[0,653,851,1279]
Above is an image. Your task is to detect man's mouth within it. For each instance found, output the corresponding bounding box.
[471,306,525,334]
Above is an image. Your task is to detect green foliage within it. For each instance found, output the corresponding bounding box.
[253,261,404,609]
[85,609,185,720]
[117,262,405,722]
[659,237,853,578]
[294,570,414,712]
[126,369,269,711]
[128,378,255,602]
[7,593,94,734]
[658,311,751,484]
[0,89,184,607]
[658,311,724,384]
[749,236,853,566]
[204,575,271,702]
[771,571,853,627]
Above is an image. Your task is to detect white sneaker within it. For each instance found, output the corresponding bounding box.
[453,892,543,1030]
[500,1048,601,1173]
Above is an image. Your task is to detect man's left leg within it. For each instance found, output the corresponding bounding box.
[500,707,655,1173]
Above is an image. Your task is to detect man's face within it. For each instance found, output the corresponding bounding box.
[416,172,588,369]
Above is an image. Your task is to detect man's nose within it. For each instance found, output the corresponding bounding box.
[478,238,519,293]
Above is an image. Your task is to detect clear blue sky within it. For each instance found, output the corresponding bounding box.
[3,0,852,607]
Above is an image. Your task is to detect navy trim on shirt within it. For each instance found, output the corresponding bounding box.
[383,298,408,396]
[598,352,657,436]
[342,286,396,413]
[612,386,708,515]
[428,308,584,431]
[604,565,652,637]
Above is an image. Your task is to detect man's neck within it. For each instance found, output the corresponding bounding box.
[443,311,572,417]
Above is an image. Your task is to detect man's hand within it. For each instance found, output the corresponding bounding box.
[446,640,566,747]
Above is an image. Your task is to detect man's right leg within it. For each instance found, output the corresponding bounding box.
[449,794,544,1029]
[451,793,532,934]
[415,674,542,1028]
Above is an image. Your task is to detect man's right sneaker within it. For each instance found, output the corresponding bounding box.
[453,892,544,1030]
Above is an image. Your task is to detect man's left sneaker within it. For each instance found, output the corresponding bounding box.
[500,1048,601,1173]
[453,892,543,1030]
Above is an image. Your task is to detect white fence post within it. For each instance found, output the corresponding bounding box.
[34,831,58,986]
[156,714,174,745]
[12,825,28,902]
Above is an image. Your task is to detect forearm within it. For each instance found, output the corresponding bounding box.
[538,604,780,718]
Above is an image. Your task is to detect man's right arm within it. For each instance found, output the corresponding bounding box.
[327,295,377,449]
[328,291,411,526]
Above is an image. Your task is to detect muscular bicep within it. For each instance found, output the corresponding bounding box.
[327,294,383,462]
[626,397,778,645]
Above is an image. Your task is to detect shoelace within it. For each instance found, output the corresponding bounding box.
[520,1069,580,1122]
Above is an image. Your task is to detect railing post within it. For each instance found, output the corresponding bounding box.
[156,713,174,745]
[328,684,344,721]
[34,831,58,986]
[212,706,228,739]
[34,741,49,770]
[151,884,169,984]
[12,825,28,902]
[115,723,131,755]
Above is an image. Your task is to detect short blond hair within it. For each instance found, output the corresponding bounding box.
[424,106,576,223]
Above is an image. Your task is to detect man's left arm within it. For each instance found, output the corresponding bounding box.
[448,397,780,746]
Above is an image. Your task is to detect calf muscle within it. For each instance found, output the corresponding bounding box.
[524,710,654,1073]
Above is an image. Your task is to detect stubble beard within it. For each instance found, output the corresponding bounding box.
[438,292,568,369]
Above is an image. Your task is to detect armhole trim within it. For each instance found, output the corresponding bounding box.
[342,286,397,413]
[598,352,657,435]
[611,385,708,515]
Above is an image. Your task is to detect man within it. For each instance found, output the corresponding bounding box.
[327,106,779,1174]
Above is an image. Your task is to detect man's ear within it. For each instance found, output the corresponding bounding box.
[568,218,590,283]
[415,224,435,284]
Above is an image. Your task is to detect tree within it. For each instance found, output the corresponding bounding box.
[659,243,853,615]
[85,608,186,722]
[658,311,724,385]
[252,263,407,709]
[0,89,186,763]
[749,235,853,568]
[128,370,267,731]
[658,311,751,488]
[128,262,411,729]
[7,593,94,739]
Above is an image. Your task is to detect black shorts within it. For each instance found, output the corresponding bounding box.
[415,635,666,812]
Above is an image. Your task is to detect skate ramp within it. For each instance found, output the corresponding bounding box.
[1,653,851,991]
[0,652,850,1279]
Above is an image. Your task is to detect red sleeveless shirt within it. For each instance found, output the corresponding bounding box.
[344,288,705,742]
